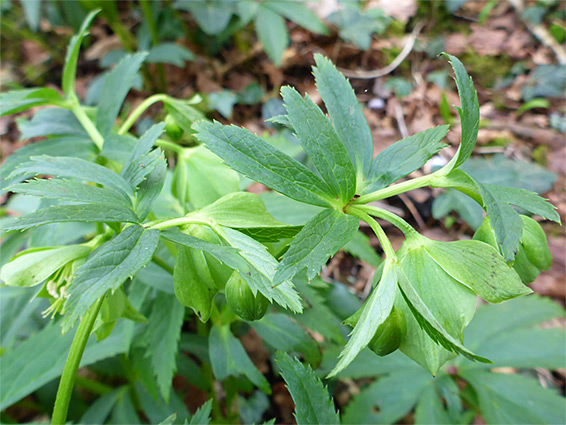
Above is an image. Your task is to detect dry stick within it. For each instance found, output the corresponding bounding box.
[216,43,265,77]
[338,23,424,79]
[507,0,566,64]
[398,192,426,230]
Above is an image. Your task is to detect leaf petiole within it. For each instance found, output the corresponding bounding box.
[52,296,104,425]
[346,205,397,260]
[145,216,222,235]
[353,173,435,204]
[350,204,418,238]
[118,94,168,135]
[155,138,184,154]
[70,102,104,150]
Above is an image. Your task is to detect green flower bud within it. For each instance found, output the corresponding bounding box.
[225,271,269,321]
[521,215,552,271]
[473,215,552,284]
[368,306,406,356]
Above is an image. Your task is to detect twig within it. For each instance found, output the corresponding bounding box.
[508,0,566,64]
[393,100,409,139]
[216,43,264,77]
[337,23,424,79]
[398,193,426,230]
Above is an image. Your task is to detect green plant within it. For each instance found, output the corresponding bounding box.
[335,294,566,424]
[174,0,328,66]
[0,11,563,425]
[192,50,559,378]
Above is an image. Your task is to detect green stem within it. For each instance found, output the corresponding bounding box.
[354,174,434,204]
[52,297,104,425]
[118,94,168,135]
[145,216,213,231]
[71,102,104,150]
[156,138,184,154]
[346,205,397,259]
[351,204,418,238]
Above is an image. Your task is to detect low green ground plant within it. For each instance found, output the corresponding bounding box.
[0,11,563,425]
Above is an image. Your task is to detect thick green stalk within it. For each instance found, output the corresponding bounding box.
[118,94,168,135]
[144,216,214,231]
[52,297,104,425]
[156,138,184,154]
[346,205,396,259]
[353,174,434,205]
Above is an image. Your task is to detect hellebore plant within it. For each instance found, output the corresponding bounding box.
[0,10,559,425]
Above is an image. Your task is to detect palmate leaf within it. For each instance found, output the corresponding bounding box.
[1,203,140,231]
[479,183,524,261]
[434,167,558,261]
[135,153,167,221]
[121,150,165,190]
[328,259,397,378]
[275,351,340,425]
[341,366,432,425]
[18,108,89,139]
[0,137,97,193]
[147,43,195,67]
[63,9,100,97]
[251,314,321,366]
[10,155,134,200]
[441,53,479,172]
[0,245,91,287]
[142,292,185,403]
[462,295,565,370]
[459,371,566,425]
[120,123,166,188]
[281,86,356,203]
[195,191,298,230]
[96,53,148,136]
[468,327,566,370]
[217,227,303,313]
[61,225,160,332]
[343,231,382,267]
[189,400,213,425]
[480,183,560,261]
[174,0,234,35]
[193,121,335,207]
[263,0,328,35]
[209,325,270,393]
[160,229,243,267]
[363,125,449,194]
[313,54,374,181]
[255,5,288,66]
[0,304,141,410]
[0,88,65,117]
[175,145,240,209]
[9,178,133,210]
[235,226,301,243]
[274,209,359,285]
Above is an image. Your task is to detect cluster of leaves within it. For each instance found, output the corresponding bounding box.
[8,0,394,76]
[0,10,564,425]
